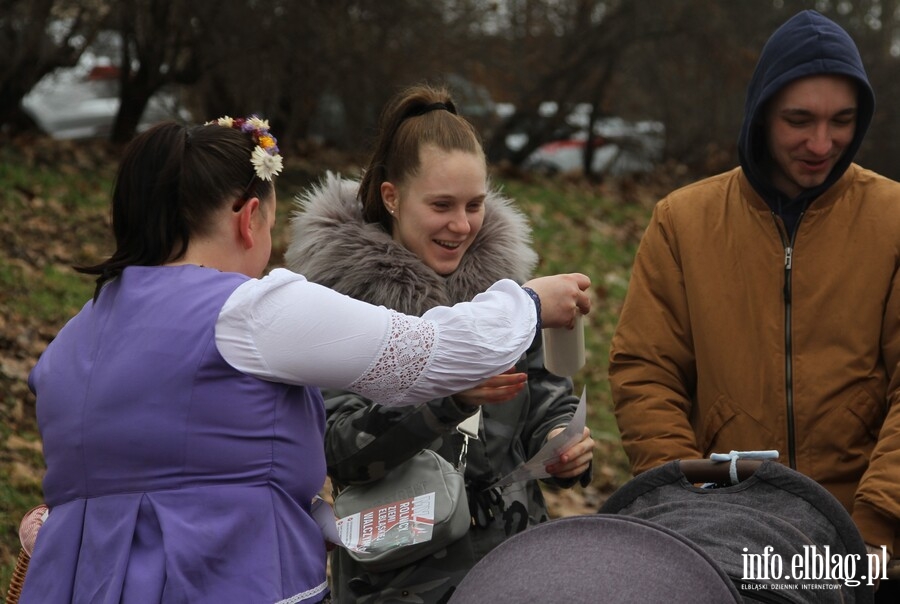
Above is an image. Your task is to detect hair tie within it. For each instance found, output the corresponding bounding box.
[405,102,453,119]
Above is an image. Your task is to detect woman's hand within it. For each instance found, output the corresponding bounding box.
[453,367,527,407]
[545,426,594,479]
[522,273,591,329]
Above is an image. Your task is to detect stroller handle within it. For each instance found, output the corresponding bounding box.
[679,458,764,484]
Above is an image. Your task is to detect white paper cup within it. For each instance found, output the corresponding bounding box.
[542,314,585,376]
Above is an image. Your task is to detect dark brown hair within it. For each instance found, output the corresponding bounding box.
[358,84,485,233]
[77,121,275,299]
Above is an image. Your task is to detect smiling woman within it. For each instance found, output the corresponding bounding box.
[286,83,595,603]
[381,144,487,276]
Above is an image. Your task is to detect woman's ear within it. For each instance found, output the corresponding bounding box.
[381,182,398,215]
[236,197,261,249]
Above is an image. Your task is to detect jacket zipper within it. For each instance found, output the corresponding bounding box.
[772,212,803,470]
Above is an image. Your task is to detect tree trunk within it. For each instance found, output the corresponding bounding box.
[110,84,154,144]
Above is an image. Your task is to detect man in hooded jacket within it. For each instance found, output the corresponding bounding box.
[609,10,900,599]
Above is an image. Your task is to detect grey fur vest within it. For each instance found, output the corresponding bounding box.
[284,172,538,314]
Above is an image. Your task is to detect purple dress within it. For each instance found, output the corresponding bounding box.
[23,265,329,603]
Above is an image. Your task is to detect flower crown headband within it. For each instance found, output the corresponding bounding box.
[204,115,284,182]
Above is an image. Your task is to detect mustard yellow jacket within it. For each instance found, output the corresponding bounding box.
[609,164,900,555]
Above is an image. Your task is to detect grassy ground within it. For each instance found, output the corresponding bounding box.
[0,137,676,592]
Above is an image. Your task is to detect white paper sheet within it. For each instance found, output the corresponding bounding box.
[488,387,587,489]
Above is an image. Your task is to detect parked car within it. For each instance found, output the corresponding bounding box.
[523,126,664,177]
[21,65,190,140]
[20,30,190,140]
[498,101,665,176]
[525,108,664,176]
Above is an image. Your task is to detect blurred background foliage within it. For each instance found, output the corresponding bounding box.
[3,0,900,178]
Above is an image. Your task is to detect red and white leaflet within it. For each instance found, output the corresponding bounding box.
[336,492,437,554]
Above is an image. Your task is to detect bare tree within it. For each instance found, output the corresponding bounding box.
[297,0,480,148]
[9,0,900,183]
[834,0,900,179]
[190,1,459,149]
[0,0,107,130]
[478,0,650,172]
[106,0,219,143]
[607,0,773,172]
[187,0,305,136]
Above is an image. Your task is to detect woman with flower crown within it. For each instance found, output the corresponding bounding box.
[286,84,596,602]
[19,117,591,604]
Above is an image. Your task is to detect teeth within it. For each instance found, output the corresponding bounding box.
[435,240,461,249]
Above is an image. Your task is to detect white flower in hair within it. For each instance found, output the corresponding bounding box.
[247,116,270,130]
[251,145,284,181]
[204,116,234,128]
[206,114,283,181]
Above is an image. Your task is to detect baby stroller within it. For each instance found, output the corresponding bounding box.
[450,459,873,604]
[599,458,874,604]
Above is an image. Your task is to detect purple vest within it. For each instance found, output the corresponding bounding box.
[24,265,329,603]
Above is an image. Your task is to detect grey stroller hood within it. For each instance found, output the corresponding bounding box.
[449,513,743,603]
[600,459,875,604]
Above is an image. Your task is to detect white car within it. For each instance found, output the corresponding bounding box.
[21,43,190,140]
[523,132,661,177]
[500,102,665,176]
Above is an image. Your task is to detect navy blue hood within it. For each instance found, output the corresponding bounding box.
[738,10,874,216]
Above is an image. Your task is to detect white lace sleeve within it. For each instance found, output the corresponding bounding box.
[216,269,537,406]
[344,312,434,404]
